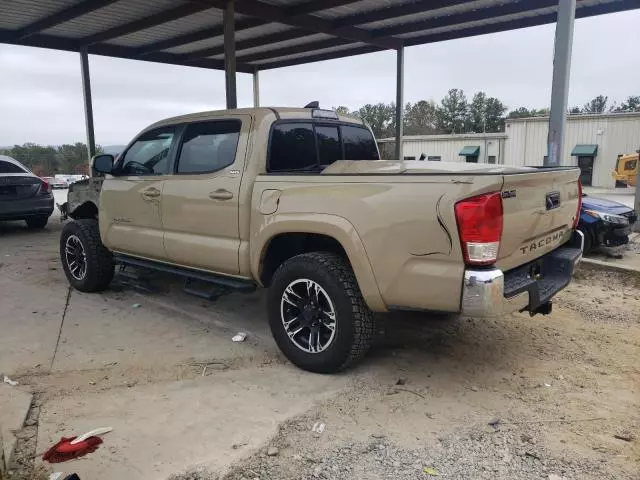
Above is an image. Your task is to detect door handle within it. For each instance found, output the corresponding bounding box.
[141,188,161,200]
[209,189,234,200]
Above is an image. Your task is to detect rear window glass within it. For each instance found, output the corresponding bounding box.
[269,123,316,172]
[342,126,379,160]
[0,160,27,174]
[316,126,341,166]
[177,120,240,174]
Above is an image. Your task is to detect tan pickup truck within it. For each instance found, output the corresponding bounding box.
[59,106,584,373]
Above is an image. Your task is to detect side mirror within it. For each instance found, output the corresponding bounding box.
[92,154,114,175]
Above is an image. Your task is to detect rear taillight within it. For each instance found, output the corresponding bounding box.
[455,192,503,266]
[573,179,582,229]
[38,178,52,194]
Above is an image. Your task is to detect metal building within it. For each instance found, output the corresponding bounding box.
[383,112,640,188]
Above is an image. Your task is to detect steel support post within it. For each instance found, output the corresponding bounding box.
[546,0,576,166]
[224,0,237,109]
[253,70,260,107]
[80,47,96,161]
[395,46,404,160]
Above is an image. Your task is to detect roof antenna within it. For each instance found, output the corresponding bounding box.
[304,101,319,108]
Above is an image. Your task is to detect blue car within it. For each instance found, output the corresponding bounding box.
[578,194,637,254]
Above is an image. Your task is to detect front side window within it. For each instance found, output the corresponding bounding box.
[119,126,176,176]
[177,120,241,174]
[342,126,379,160]
[269,123,316,172]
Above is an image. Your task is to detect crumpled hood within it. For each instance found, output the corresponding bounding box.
[581,195,633,214]
[321,160,547,175]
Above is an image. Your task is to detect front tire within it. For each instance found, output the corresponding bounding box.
[25,215,49,229]
[267,252,375,373]
[579,227,594,255]
[60,219,114,292]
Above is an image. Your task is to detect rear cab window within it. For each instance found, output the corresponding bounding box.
[268,121,378,173]
[0,159,28,174]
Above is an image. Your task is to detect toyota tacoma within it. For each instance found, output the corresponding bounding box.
[59,106,584,373]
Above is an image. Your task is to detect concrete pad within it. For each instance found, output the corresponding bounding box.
[37,365,347,479]
[0,384,32,465]
[0,276,66,375]
[52,288,276,372]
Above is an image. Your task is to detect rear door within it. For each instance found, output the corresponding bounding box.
[161,115,250,274]
[99,125,177,260]
[497,168,580,271]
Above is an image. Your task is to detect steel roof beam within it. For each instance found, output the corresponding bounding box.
[134,18,265,56]
[78,2,214,46]
[193,0,403,49]
[10,0,119,40]
[374,0,560,37]
[254,0,640,70]
[136,0,362,56]
[188,0,476,61]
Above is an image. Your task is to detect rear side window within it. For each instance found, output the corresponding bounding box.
[625,159,637,171]
[269,123,316,172]
[0,160,27,174]
[342,126,379,160]
[177,120,241,174]
[119,126,176,176]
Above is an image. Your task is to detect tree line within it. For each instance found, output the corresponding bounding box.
[335,90,640,139]
[0,143,103,176]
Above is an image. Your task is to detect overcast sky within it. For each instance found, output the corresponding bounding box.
[1,9,639,146]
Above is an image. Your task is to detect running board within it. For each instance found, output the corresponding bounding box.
[114,254,257,294]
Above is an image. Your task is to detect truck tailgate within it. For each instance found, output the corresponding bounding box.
[497,168,581,272]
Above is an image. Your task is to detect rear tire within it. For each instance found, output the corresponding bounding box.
[267,252,375,373]
[60,219,114,292]
[25,215,49,229]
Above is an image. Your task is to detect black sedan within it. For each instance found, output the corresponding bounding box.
[0,155,54,228]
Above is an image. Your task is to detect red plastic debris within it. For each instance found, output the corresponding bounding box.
[42,436,103,463]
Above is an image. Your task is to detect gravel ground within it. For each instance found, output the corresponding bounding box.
[222,423,614,480]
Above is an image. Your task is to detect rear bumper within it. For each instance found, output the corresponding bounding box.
[0,195,54,221]
[461,230,583,317]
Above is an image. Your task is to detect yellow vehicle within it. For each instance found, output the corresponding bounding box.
[612,153,638,187]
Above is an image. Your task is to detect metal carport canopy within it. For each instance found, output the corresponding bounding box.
[1,0,639,162]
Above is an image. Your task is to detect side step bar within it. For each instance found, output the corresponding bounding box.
[114,254,257,293]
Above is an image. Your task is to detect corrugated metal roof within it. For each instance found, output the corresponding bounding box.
[0,0,637,72]
[42,0,180,38]
[251,41,368,65]
[108,8,227,47]
[0,0,78,30]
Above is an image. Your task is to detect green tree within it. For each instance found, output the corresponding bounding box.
[57,142,103,173]
[612,95,640,112]
[582,95,608,113]
[356,103,395,138]
[569,106,582,114]
[467,92,487,132]
[508,107,533,118]
[404,100,438,135]
[332,106,351,116]
[484,97,507,132]
[437,88,468,133]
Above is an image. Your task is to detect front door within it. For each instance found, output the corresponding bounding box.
[99,125,177,260]
[161,116,250,275]
[577,156,594,186]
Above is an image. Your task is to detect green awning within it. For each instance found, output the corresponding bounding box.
[459,146,480,156]
[571,144,598,156]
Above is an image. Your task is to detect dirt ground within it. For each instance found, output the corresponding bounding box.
[0,210,638,480]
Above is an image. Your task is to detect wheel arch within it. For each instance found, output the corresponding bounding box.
[252,214,386,312]
[69,201,98,220]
